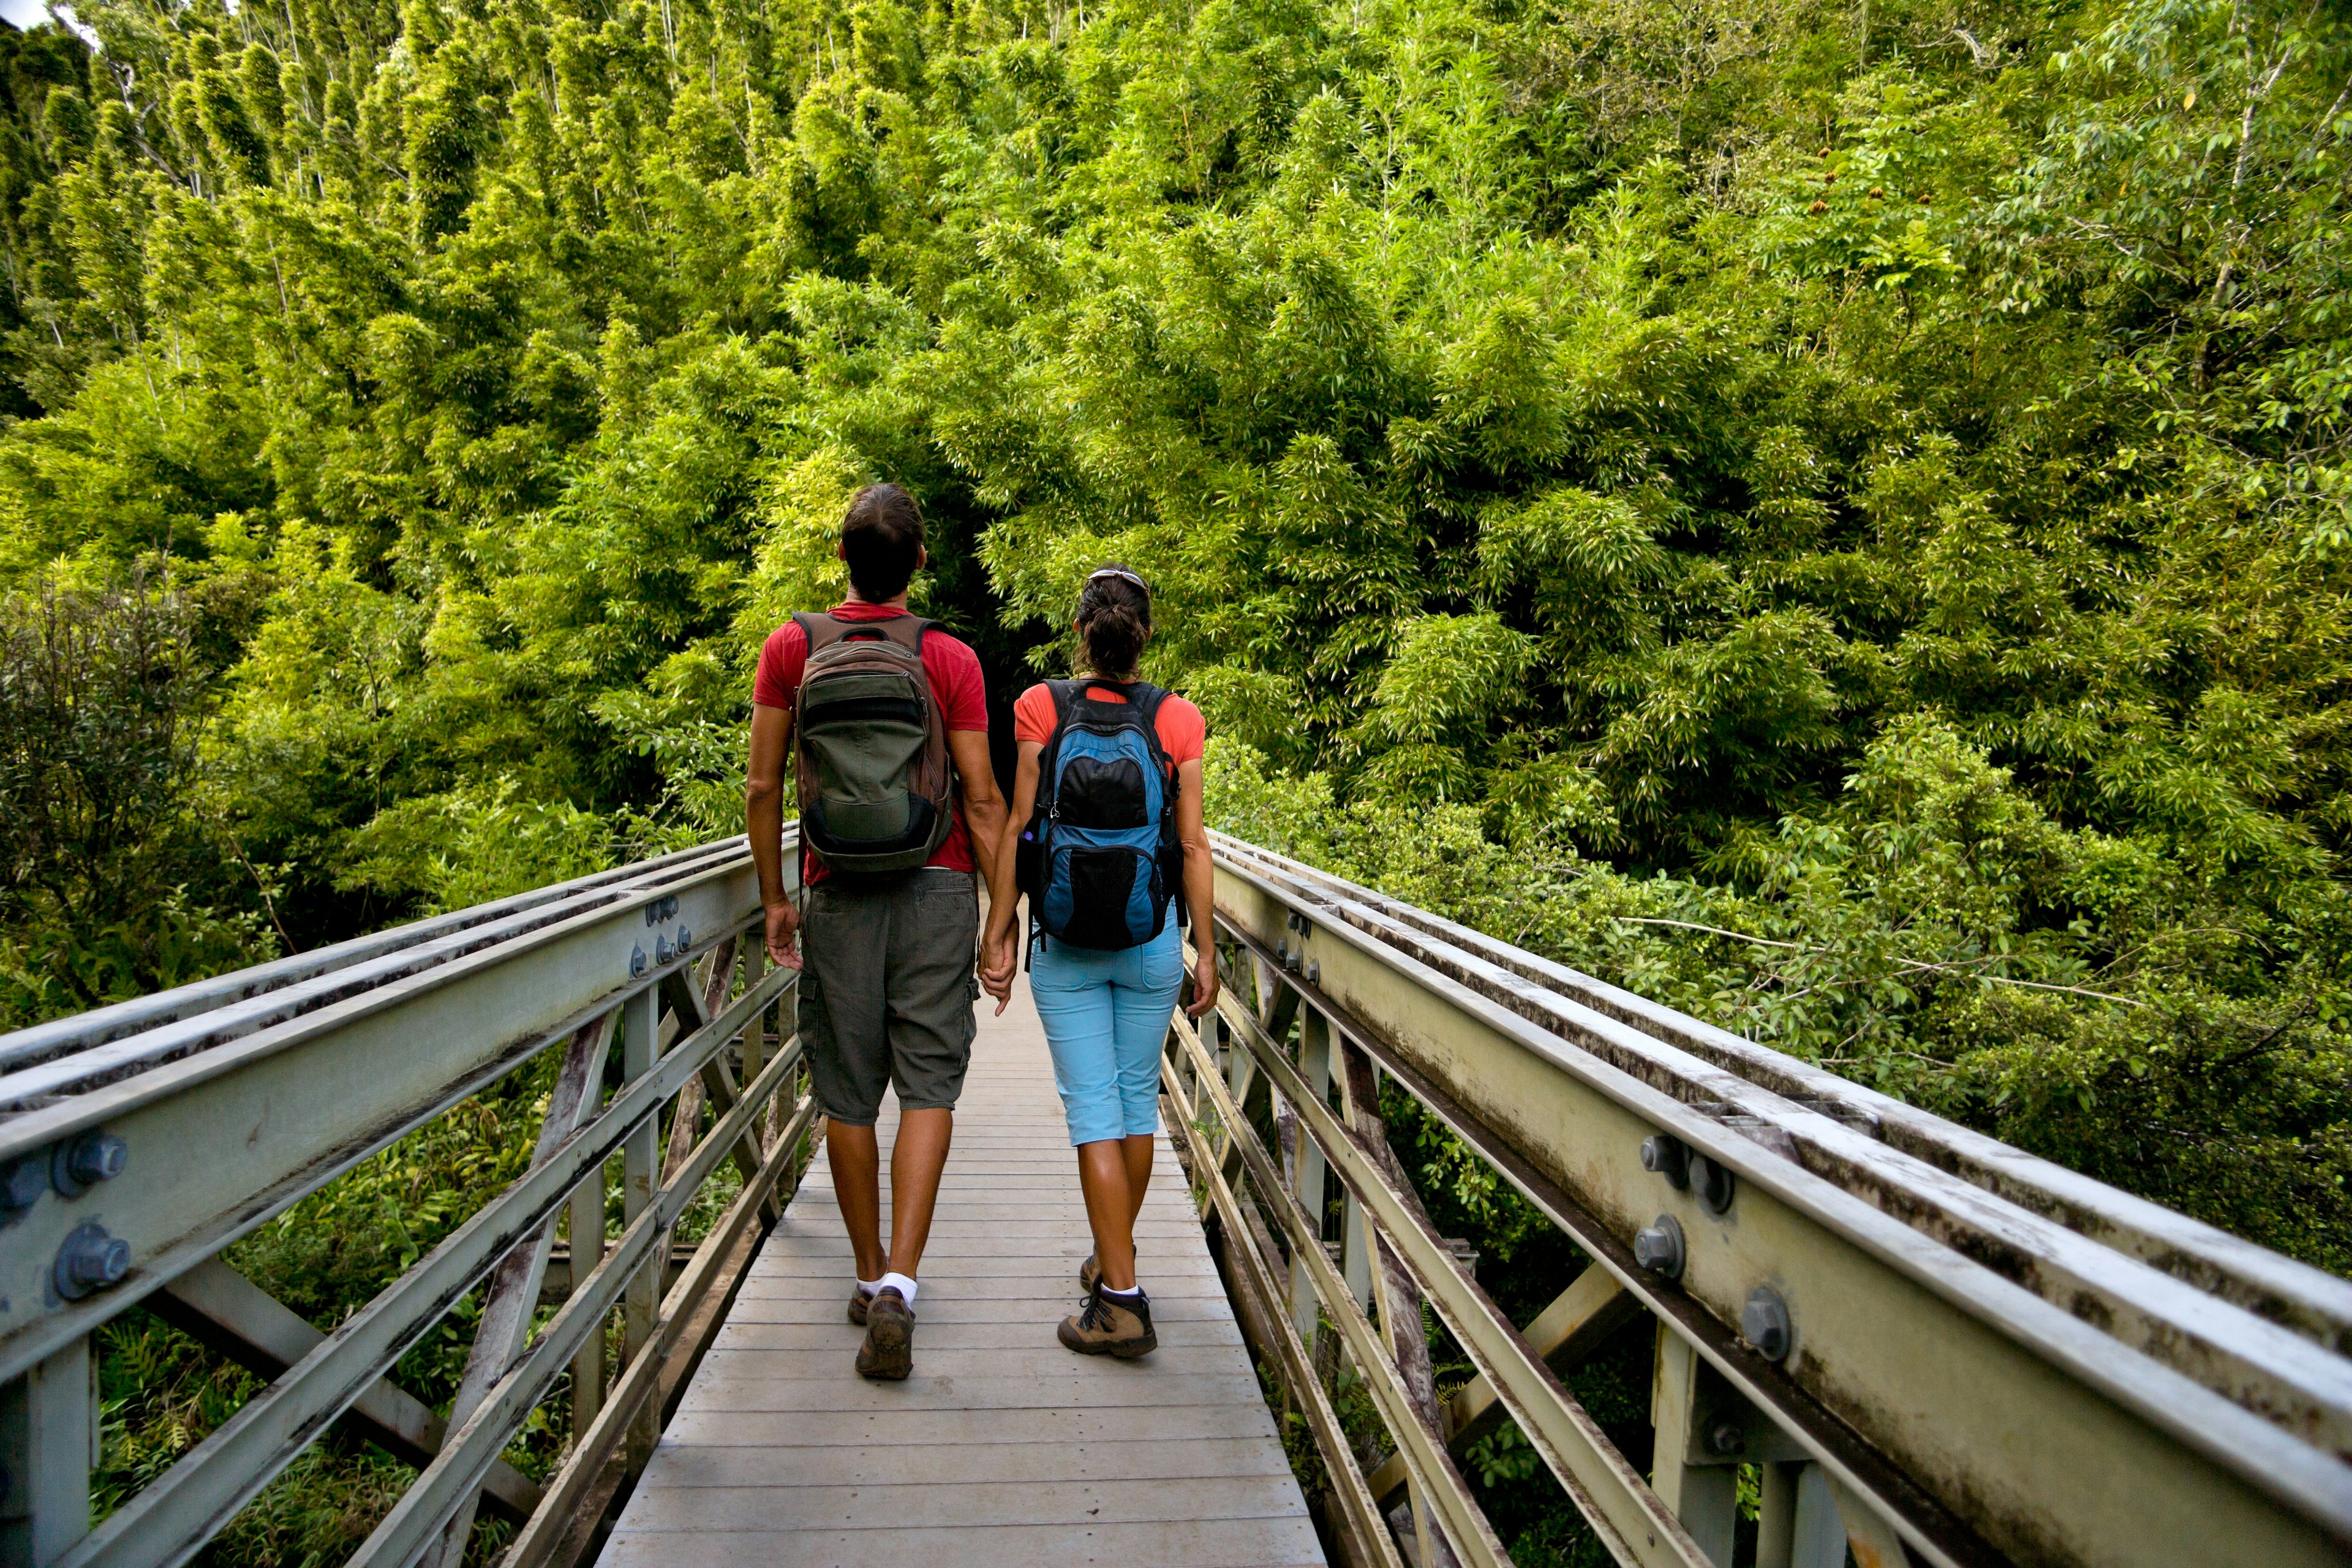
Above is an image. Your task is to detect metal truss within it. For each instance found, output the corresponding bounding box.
[0,837,810,1568]
[5,825,2350,1568]
[1165,833,2352,1568]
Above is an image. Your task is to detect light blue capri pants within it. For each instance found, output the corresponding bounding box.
[1030,922,1185,1146]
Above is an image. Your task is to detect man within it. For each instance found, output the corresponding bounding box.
[744,482,1016,1380]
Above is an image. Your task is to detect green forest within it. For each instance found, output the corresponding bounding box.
[0,0,2347,1555]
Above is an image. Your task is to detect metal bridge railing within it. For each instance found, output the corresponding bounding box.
[5,827,2351,1568]
[1161,832,2352,1568]
[0,835,809,1568]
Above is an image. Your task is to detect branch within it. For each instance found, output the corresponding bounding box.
[1612,918,2149,1006]
[1891,958,2150,1008]
[1611,915,1806,949]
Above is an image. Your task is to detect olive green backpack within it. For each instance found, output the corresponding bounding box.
[791,612,956,876]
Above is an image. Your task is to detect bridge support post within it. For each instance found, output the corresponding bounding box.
[568,1161,609,1444]
[1289,1009,1333,1352]
[1757,1461,1846,1568]
[1651,1327,1738,1568]
[1212,1011,1258,1186]
[0,1336,92,1568]
[1333,1038,1461,1568]
[1338,1052,1374,1313]
[739,943,767,1155]
[620,984,663,1471]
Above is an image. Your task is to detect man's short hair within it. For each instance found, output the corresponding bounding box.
[842,483,924,601]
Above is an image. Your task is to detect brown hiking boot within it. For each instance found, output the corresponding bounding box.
[848,1284,873,1325]
[856,1286,915,1379]
[1058,1281,1156,1359]
[1077,1248,1133,1292]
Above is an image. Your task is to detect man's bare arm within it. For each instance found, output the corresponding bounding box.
[745,702,800,968]
[946,728,1015,966]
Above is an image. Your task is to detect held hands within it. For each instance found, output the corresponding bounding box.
[970,911,1211,1019]
[978,919,1019,1015]
[764,899,802,970]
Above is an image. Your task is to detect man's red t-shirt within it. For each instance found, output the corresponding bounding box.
[754,604,989,881]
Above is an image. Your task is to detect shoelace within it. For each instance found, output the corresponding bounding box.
[1077,1291,1115,1332]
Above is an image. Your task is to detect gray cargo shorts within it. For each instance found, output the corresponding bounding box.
[798,867,981,1125]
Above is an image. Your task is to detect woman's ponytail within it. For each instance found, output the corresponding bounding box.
[1076,565,1153,677]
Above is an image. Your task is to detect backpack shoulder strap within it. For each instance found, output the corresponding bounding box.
[1035,679,1085,810]
[867,613,933,654]
[1046,677,1084,723]
[1127,680,1172,725]
[794,611,849,653]
[1125,682,1180,777]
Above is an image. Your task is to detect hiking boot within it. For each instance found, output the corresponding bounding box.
[856,1286,915,1380]
[1077,1248,1133,1293]
[1058,1281,1156,1359]
[848,1283,874,1325]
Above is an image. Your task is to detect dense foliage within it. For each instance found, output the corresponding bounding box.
[1,0,2348,1555]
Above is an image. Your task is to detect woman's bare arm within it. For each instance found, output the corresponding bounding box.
[979,739,1042,1009]
[1177,756,1219,1018]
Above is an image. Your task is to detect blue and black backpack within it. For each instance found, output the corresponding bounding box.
[1016,679,1186,952]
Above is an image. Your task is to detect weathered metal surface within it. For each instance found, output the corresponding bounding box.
[1365,1256,1641,1509]
[1213,861,2352,1568]
[0,842,739,1078]
[1172,1006,1514,1568]
[0,852,767,1385]
[344,1038,812,1568]
[0,1338,91,1567]
[1228,846,2352,1465]
[1162,1041,1404,1568]
[421,1011,620,1568]
[1202,996,1711,1568]
[146,1259,542,1521]
[1216,834,2352,1357]
[50,962,794,1568]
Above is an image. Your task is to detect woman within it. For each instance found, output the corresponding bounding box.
[980,565,1219,1359]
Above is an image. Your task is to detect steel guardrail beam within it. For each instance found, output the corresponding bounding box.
[0,845,741,1107]
[0,845,772,1384]
[0,840,742,1077]
[1211,853,2352,1568]
[53,961,797,1568]
[1213,832,2352,1354]
[1215,842,2352,1463]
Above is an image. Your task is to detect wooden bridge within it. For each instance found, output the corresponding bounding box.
[601,975,1321,1568]
[1,829,2349,1568]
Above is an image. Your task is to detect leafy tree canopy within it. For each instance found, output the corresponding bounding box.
[0,0,2346,1272]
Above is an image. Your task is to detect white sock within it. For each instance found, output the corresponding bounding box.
[1101,1282,1143,1300]
[879,1270,919,1307]
[856,1276,881,1298]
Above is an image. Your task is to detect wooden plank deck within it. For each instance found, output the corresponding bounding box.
[599,976,1325,1568]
